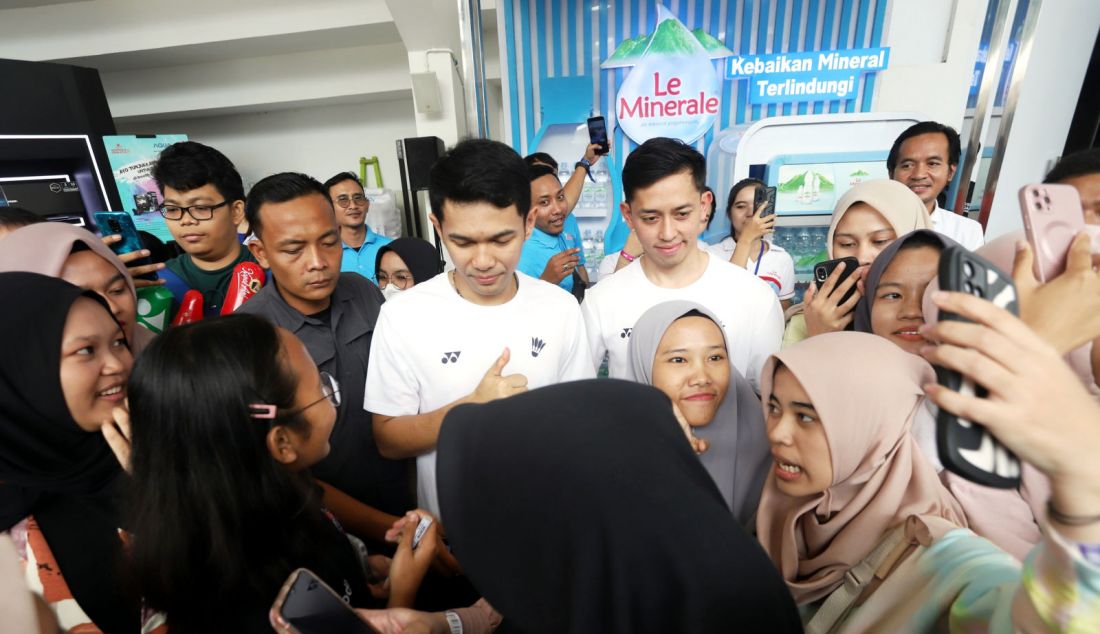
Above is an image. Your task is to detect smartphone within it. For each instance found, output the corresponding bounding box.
[1019,183,1086,282]
[270,569,376,634]
[93,211,157,281]
[813,256,860,306]
[753,185,777,219]
[411,515,433,550]
[587,116,609,155]
[934,246,1021,488]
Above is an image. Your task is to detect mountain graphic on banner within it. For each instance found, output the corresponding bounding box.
[778,170,835,192]
[602,5,733,68]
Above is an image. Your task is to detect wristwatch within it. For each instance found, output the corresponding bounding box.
[575,159,595,182]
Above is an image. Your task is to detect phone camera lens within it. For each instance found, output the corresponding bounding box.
[962,281,974,293]
[816,270,826,281]
[972,286,984,298]
[962,262,975,278]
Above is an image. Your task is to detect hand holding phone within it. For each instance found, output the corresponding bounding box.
[753,185,777,219]
[931,246,1021,488]
[587,116,609,155]
[270,568,376,634]
[95,211,160,282]
[1019,183,1086,282]
[922,291,1100,521]
[804,257,862,336]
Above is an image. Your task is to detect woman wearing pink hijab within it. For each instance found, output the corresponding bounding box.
[756,323,1100,632]
[0,222,156,353]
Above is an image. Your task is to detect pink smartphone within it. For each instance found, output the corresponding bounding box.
[1018,183,1086,282]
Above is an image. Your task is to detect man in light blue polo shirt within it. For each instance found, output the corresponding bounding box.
[518,164,589,292]
[323,171,392,282]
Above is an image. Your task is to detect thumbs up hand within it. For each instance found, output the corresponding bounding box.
[468,348,529,404]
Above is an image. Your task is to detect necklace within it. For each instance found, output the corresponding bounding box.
[450,270,519,301]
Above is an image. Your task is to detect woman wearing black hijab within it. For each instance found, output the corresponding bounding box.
[0,272,138,633]
[374,237,443,300]
[436,379,802,634]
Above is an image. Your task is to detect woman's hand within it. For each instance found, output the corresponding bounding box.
[385,511,440,608]
[672,403,709,455]
[803,262,862,337]
[100,234,166,288]
[920,290,1100,541]
[740,204,776,244]
[1013,232,1100,354]
[101,403,132,473]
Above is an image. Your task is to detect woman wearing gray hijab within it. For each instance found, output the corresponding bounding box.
[625,300,770,528]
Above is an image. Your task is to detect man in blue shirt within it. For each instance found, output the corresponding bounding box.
[323,171,392,282]
[517,164,589,292]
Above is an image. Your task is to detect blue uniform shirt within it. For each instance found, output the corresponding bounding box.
[340,227,393,282]
[518,218,586,292]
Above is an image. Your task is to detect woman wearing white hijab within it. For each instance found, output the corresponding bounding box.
[625,300,770,528]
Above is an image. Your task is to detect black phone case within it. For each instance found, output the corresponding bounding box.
[813,256,860,306]
[587,117,609,155]
[754,186,777,218]
[934,246,1021,488]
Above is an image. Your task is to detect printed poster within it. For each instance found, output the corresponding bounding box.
[103,135,188,243]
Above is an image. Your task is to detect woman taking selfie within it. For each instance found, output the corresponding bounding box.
[626,301,770,528]
[124,315,434,633]
[756,309,1100,631]
[709,178,797,310]
[785,179,932,345]
[0,272,138,633]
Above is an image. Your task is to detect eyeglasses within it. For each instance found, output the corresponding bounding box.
[334,194,368,209]
[159,200,230,221]
[250,371,341,420]
[377,272,413,290]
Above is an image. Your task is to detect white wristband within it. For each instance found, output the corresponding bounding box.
[444,611,463,634]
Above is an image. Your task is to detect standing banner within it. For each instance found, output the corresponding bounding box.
[102,134,187,242]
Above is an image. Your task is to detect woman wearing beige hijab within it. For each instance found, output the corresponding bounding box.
[0,222,155,353]
[784,179,933,346]
[756,325,1100,632]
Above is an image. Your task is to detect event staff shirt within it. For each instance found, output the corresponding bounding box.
[341,227,393,282]
[930,204,985,251]
[707,237,797,300]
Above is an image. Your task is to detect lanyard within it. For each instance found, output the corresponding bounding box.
[753,241,765,276]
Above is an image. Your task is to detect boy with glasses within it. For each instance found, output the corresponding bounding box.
[323,171,392,283]
[151,141,261,316]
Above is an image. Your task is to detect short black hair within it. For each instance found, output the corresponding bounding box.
[245,172,331,239]
[429,138,530,221]
[322,171,362,193]
[897,230,947,253]
[527,164,559,183]
[0,206,43,230]
[1044,148,1100,183]
[524,152,557,169]
[622,137,706,203]
[702,186,716,228]
[151,141,245,203]
[887,121,962,174]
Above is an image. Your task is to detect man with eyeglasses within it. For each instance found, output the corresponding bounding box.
[323,171,392,283]
[237,171,412,547]
[151,141,261,316]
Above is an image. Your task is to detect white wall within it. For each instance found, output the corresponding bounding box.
[116,98,419,194]
[982,0,1100,239]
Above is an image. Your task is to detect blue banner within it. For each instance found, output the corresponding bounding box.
[726,47,890,105]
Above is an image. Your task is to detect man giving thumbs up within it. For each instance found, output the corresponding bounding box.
[365,139,595,518]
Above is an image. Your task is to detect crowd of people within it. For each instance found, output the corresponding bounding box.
[0,120,1099,634]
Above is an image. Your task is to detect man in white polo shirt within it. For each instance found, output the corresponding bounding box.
[582,137,783,392]
[889,121,984,250]
[365,139,594,518]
